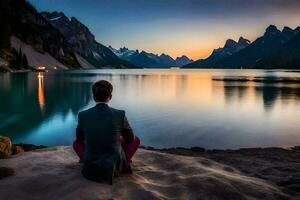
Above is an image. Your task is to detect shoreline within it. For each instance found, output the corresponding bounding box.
[16,142,300,152]
[151,145,300,197]
[141,145,300,152]
[1,145,299,199]
[14,142,300,155]
[0,68,300,73]
[9,143,300,197]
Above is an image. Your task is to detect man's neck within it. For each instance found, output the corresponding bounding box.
[96,102,107,104]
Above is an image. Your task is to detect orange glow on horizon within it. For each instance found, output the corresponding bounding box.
[144,46,214,61]
[137,35,224,61]
[172,49,212,61]
[114,20,300,61]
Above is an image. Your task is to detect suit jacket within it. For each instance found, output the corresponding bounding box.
[76,103,134,183]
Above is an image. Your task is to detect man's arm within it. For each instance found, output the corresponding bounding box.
[121,114,134,143]
[76,113,85,143]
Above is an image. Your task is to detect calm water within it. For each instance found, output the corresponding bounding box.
[0,69,300,149]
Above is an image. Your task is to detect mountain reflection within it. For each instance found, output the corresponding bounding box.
[222,80,300,112]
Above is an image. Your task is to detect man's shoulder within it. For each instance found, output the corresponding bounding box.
[78,107,95,117]
[109,106,125,116]
[78,105,125,117]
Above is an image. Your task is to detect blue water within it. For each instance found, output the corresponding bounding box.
[0,69,300,149]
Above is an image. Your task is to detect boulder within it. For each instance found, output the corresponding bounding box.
[0,136,25,158]
[0,136,12,158]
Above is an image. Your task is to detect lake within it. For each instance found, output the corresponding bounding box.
[0,69,300,149]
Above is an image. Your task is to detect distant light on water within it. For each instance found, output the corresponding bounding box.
[37,73,45,113]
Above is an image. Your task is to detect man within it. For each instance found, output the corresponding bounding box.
[73,80,140,184]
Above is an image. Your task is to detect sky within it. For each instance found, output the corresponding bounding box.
[29,0,300,60]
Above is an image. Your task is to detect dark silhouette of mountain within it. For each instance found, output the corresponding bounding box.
[184,37,250,68]
[256,27,300,68]
[0,0,80,69]
[41,11,137,69]
[184,25,299,69]
[175,56,194,66]
[109,46,193,68]
[221,25,299,68]
[159,53,177,66]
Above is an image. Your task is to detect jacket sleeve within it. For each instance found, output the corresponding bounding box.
[76,113,85,142]
[121,112,134,143]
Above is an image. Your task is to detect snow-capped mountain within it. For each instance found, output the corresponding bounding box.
[109,46,193,68]
[41,11,136,68]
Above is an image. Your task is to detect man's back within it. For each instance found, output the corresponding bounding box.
[77,103,125,156]
[73,80,139,184]
[76,103,134,182]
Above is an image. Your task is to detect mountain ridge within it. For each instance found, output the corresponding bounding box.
[184,36,251,68]
[0,1,138,71]
[184,25,300,69]
[41,11,137,69]
[257,29,300,68]
[0,0,80,70]
[0,1,299,70]
[109,46,193,68]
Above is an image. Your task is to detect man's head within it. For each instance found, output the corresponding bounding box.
[92,80,113,103]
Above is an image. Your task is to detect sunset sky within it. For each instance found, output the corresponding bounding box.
[29,0,300,60]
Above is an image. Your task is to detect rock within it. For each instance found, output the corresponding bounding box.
[13,146,25,154]
[291,146,300,151]
[0,136,36,158]
[277,175,300,186]
[0,136,12,158]
[190,146,206,152]
[0,167,14,179]
[287,184,300,193]
[13,143,47,152]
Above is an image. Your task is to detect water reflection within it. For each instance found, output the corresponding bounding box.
[0,70,299,149]
[222,81,300,112]
[37,73,45,113]
[0,72,92,144]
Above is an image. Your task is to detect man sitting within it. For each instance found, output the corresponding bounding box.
[73,80,140,184]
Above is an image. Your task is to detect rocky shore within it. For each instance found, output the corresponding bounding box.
[149,146,300,198]
[0,145,299,200]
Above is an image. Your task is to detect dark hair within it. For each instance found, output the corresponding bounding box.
[92,80,113,102]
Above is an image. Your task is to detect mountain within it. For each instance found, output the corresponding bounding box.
[109,46,193,68]
[184,25,300,68]
[41,11,136,68]
[184,37,250,68]
[257,28,300,68]
[221,25,299,68]
[175,56,194,66]
[159,53,177,66]
[0,0,80,70]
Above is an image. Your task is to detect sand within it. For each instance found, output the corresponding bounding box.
[0,146,295,200]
